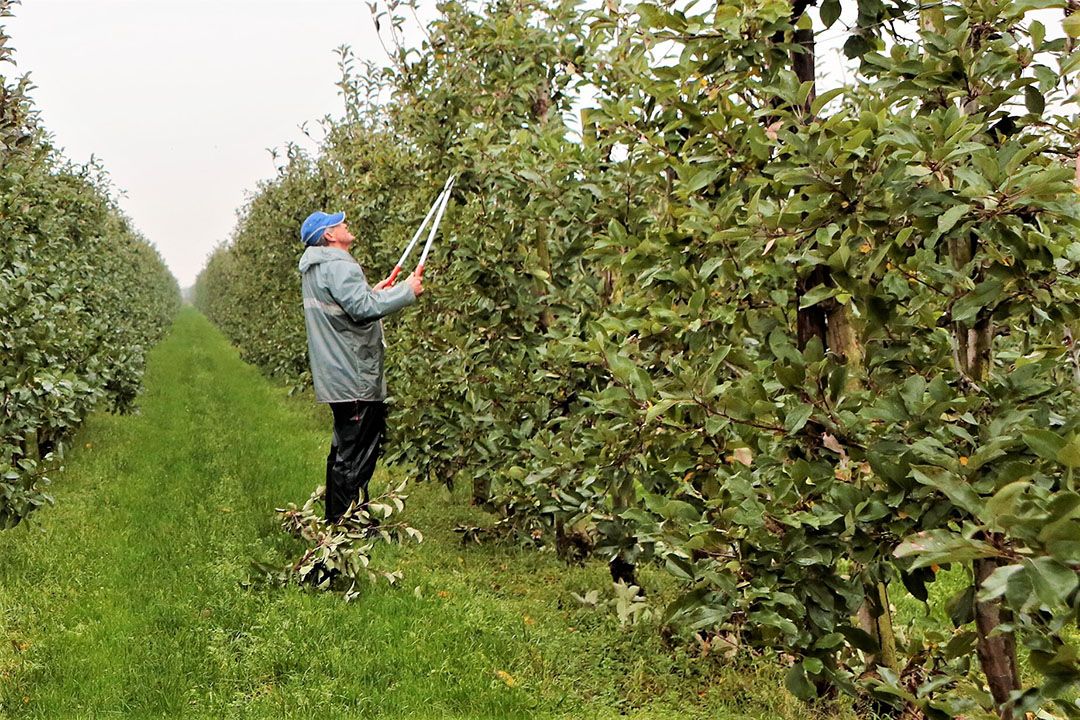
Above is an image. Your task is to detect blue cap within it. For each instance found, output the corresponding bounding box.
[300,211,345,246]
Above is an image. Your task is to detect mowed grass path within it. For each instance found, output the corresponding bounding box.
[0,309,815,719]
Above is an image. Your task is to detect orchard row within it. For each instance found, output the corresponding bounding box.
[0,1,180,529]
[195,0,1080,717]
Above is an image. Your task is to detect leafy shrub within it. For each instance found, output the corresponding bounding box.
[1,4,180,527]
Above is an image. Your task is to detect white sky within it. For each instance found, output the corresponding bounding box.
[7,0,400,288]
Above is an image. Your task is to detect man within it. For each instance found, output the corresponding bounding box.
[298,210,423,523]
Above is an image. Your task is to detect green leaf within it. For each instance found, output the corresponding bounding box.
[910,465,982,516]
[951,278,1003,324]
[785,662,817,700]
[843,34,872,59]
[937,204,971,234]
[606,351,635,383]
[978,564,1023,602]
[945,584,976,627]
[1026,557,1079,608]
[785,403,814,433]
[813,633,845,651]
[1046,540,1080,564]
[1005,565,1035,610]
[685,167,721,193]
[751,609,798,637]
[895,530,998,569]
[1025,85,1046,115]
[820,0,841,27]
[635,2,664,27]
[1057,434,1080,467]
[1012,0,1066,10]
[699,256,725,280]
[1023,429,1066,462]
[1064,13,1080,37]
[665,554,696,582]
[901,567,932,603]
[839,625,880,653]
[645,398,676,423]
[798,284,838,309]
[943,631,978,660]
[984,480,1031,525]
[811,87,845,115]
[660,499,701,522]
[1030,20,1045,48]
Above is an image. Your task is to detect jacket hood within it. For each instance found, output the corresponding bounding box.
[299,246,354,274]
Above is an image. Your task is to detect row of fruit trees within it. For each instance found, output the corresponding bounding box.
[195,0,1080,716]
[0,0,180,529]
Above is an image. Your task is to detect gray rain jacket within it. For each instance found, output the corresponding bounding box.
[298,246,416,403]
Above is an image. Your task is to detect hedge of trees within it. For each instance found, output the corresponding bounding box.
[1,1,180,529]
[195,0,1080,716]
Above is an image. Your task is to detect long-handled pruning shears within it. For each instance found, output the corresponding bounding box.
[387,174,456,285]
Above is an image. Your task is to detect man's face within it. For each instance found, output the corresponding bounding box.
[324,222,354,247]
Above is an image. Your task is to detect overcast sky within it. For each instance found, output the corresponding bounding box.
[7,0,404,287]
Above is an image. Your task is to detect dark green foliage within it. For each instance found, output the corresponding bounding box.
[0,16,180,528]
[0,309,832,719]
[196,0,1080,715]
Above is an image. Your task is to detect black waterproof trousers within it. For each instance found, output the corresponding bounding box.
[325,400,387,523]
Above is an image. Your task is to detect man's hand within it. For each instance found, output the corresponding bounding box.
[373,277,393,292]
[406,272,424,297]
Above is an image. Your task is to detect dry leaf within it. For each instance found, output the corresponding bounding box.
[822,432,844,455]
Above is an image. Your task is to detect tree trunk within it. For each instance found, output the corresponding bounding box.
[782,5,899,700]
[975,555,1021,718]
[826,300,864,372]
[826,273,896,681]
[857,581,899,671]
[789,13,827,351]
[472,475,491,508]
[950,233,1019,716]
[830,294,897,690]
[781,3,903,694]
[792,24,816,113]
[797,267,829,351]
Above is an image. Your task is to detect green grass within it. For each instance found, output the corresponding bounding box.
[0,308,823,719]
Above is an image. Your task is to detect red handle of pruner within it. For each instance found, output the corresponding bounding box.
[416,264,425,280]
[387,265,402,285]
